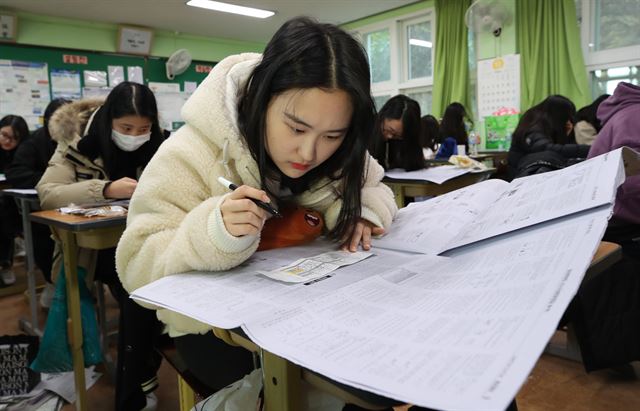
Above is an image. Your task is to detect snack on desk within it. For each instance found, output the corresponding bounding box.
[58,203,127,217]
[448,155,487,171]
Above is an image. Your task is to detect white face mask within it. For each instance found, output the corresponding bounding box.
[111,129,151,152]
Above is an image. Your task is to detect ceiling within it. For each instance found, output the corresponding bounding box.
[1,0,418,43]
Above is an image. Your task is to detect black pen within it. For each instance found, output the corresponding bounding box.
[217,176,282,218]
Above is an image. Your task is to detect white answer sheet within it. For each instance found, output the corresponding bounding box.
[385,165,470,184]
[258,250,372,283]
[241,207,612,411]
[132,241,411,329]
[132,206,612,410]
[373,179,507,255]
[446,149,624,251]
[374,149,625,256]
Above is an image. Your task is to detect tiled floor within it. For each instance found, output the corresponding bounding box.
[1,264,638,411]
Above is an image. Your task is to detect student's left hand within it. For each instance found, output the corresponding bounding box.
[341,219,385,252]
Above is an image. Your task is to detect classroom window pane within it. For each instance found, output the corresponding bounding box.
[373,95,392,110]
[593,0,640,51]
[591,65,640,96]
[406,21,432,79]
[365,29,391,83]
[405,90,432,115]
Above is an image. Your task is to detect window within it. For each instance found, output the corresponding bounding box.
[364,29,391,83]
[373,94,392,110]
[354,10,435,116]
[404,89,432,115]
[592,0,640,51]
[406,20,432,80]
[578,0,640,98]
[592,65,640,95]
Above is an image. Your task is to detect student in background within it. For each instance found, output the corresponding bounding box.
[435,102,472,159]
[116,16,397,409]
[568,82,640,372]
[574,94,610,145]
[507,95,589,180]
[370,95,424,171]
[6,99,70,300]
[37,82,166,411]
[0,114,30,286]
[420,114,439,159]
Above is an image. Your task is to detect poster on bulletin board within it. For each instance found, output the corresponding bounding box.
[0,59,51,130]
[155,91,190,131]
[477,54,520,118]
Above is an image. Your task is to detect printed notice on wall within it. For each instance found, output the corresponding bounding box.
[0,59,51,130]
[51,69,81,100]
[477,54,520,118]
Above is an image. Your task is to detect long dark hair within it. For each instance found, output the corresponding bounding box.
[421,114,439,151]
[371,95,424,171]
[439,102,471,149]
[238,17,375,241]
[512,95,576,147]
[78,81,164,179]
[0,115,30,146]
[576,94,610,132]
[43,98,71,139]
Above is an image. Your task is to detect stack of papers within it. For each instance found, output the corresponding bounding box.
[385,165,471,184]
[131,148,634,410]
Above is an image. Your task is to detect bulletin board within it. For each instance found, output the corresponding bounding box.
[477,54,520,118]
[0,43,216,129]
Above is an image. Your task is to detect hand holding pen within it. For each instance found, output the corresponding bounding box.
[218,177,281,237]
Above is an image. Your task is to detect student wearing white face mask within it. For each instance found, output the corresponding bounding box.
[37,81,167,411]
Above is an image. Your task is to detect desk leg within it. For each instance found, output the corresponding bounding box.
[262,350,303,411]
[59,229,88,411]
[177,374,196,411]
[18,198,42,336]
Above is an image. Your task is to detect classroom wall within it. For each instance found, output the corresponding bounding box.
[11,11,265,62]
[341,1,434,30]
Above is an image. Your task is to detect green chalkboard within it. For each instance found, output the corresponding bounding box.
[0,43,215,92]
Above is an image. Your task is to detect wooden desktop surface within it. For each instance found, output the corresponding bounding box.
[383,168,495,207]
[30,209,127,231]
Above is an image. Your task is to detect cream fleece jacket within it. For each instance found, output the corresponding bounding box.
[116,53,397,336]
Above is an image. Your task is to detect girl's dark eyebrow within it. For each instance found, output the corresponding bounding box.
[284,112,348,133]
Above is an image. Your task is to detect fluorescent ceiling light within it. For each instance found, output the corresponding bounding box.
[186,0,275,18]
[409,38,432,48]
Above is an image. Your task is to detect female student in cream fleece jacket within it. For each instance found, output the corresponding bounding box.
[116,18,397,338]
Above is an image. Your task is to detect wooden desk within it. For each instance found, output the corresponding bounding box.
[545,241,622,362]
[29,210,126,411]
[2,189,42,336]
[383,168,495,208]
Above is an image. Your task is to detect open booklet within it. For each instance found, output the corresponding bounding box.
[374,147,631,256]
[129,147,638,411]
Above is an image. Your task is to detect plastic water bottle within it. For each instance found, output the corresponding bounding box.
[469,131,479,156]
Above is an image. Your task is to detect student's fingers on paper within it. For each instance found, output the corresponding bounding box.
[360,224,372,251]
[229,184,270,203]
[371,226,385,236]
[344,221,364,252]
